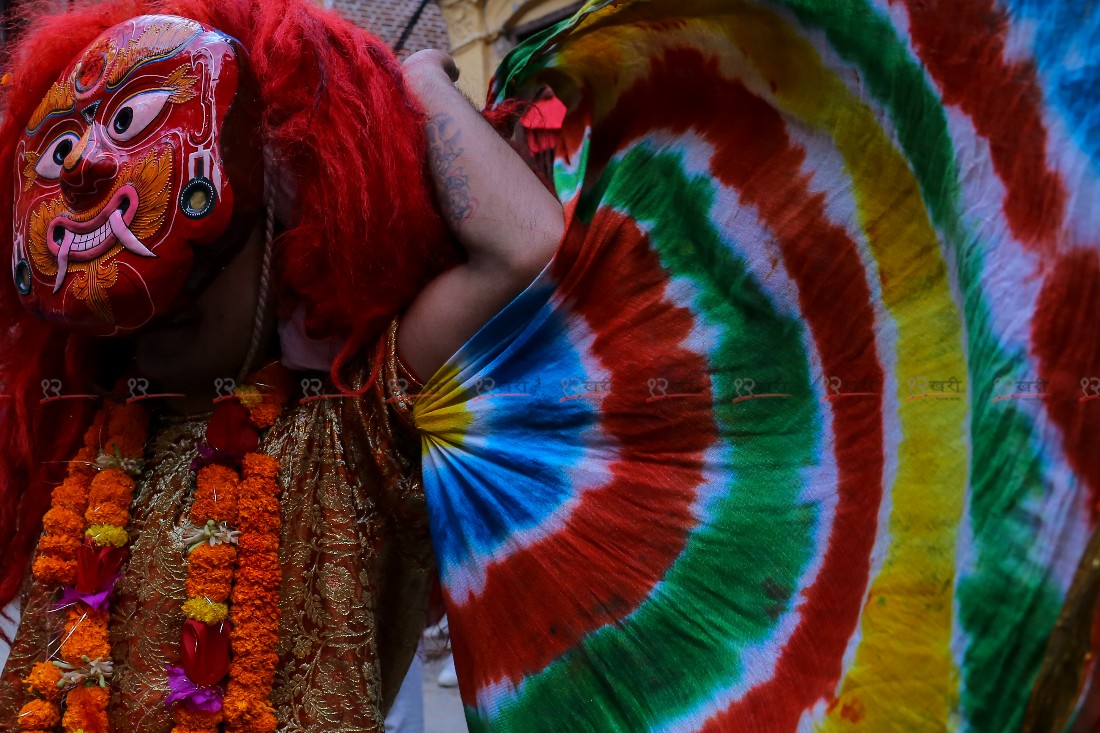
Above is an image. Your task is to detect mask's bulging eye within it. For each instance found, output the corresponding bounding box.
[34,132,81,180]
[107,90,173,143]
[113,107,133,135]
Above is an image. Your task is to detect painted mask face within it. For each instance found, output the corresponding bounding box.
[10,15,263,334]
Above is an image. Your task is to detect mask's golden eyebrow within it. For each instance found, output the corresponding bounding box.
[106,20,203,90]
[26,81,75,135]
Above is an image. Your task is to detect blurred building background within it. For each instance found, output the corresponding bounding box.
[0,0,582,101]
[319,0,584,100]
[320,0,584,101]
[434,0,583,100]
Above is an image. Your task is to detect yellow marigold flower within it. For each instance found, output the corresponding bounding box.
[85,524,129,548]
[234,384,263,409]
[182,596,229,624]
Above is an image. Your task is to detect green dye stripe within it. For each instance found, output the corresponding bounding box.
[957,399,1067,732]
[491,0,617,101]
[470,146,821,732]
[554,134,591,202]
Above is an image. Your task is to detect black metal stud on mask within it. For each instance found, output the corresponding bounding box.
[14,258,32,296]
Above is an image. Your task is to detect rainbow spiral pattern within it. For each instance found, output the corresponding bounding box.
[412,1,1100,730]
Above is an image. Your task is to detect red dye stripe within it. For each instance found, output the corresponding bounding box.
[449,211,716,702]
[584,49,885,728]
[697,72,886,733]
[1032,248,1100,516]
[898,0,1066,250]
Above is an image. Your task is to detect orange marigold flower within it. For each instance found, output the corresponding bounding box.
[37,532,81,560]
[242,364,293,430]
[24,661,63,701]
[62,685,109,733]
[61,608,110,663]
[31,555,76,586]
[41,506,84,536]
[235,533,278,555]
[226,601,281,632]
[51,476,90,514]
[241,454,279,482]
[246,402,281,430]
[228,631,280,662]
[232,563,281,594]
[69,455,98,480]
[186,544,236,602]
[17,698,60,728]
[84,502,129,527]
[172,705,223,728]
[87,468,134,509]
[69,410,107,480]
[237,492,281,534]
[193,465,239,524]
[222,691,277,733]
[105,401,149,457]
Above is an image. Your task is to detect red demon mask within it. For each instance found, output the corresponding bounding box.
[9,15,263,334]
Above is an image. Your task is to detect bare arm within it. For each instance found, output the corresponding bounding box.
[397,51,564,381]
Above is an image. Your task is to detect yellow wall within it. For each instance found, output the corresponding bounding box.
[439,0,580,101]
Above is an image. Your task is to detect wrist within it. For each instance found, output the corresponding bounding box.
[402,50,458,91]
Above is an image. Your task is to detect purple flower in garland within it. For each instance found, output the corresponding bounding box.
[165,665,224,713]
[189,441,246,471]
[53,542,128,613]
[54,578,119,613]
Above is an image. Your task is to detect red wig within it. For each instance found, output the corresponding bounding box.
[0,0,456,608]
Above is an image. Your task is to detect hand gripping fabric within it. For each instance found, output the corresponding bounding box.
[411,1,1100,731]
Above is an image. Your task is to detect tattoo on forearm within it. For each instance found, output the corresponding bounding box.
[425,112,479,227]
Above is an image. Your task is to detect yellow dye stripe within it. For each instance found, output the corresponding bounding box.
[554,2,969,727]
[708,6,968,731]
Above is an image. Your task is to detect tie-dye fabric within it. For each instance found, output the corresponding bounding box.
[411,1,1100,731]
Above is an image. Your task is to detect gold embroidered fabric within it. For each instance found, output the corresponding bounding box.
[0,327,433,732]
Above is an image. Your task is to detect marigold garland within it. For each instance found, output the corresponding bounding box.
[19,370,289,733]
[171,368,290,733]
[221,452,283,733]
[19,400,148,733]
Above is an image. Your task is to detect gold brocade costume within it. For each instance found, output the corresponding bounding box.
[0,329,433,732]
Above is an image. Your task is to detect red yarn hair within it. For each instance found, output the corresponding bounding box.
[0,0,457,609]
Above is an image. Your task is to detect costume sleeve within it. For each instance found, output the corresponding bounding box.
[411,2,1100,731]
